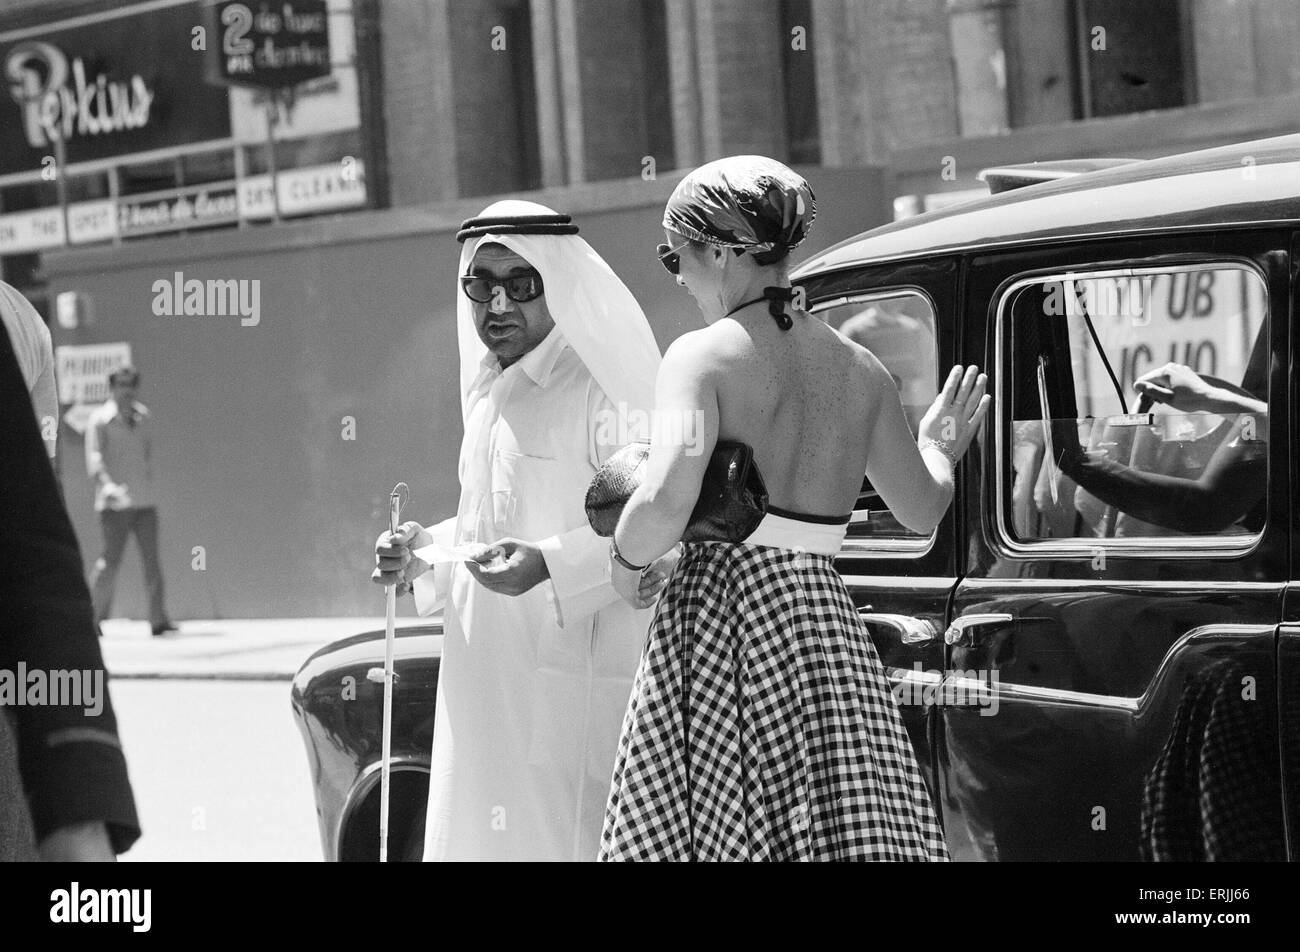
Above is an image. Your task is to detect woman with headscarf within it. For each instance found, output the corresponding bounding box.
[598,156,989,861]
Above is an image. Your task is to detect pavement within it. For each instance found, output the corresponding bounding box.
[99,617,398,680]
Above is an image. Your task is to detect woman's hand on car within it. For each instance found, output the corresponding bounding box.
[918,365,990,460]
[373,521,433,595]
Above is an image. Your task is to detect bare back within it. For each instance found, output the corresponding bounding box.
[707,310,882,517]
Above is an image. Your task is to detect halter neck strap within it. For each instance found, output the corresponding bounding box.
[723,286,796,330]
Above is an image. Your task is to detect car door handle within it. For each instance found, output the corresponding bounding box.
[945,613,1013,646]
[860,612,939,644]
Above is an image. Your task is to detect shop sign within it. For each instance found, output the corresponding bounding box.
[205,0,332,89]
[54,341,133,405]
[117,183,241,237]
[238,160,365,219]
[0,2,232,176]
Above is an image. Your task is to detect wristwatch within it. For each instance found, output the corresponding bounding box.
[610,538,647,572]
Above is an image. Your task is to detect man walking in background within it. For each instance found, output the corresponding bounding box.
[86,365,176,637]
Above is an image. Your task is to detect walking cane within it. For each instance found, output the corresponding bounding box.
[378,482,408,861]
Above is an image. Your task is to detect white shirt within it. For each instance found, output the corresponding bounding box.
[413,328,651,861]
[85,398,156,511]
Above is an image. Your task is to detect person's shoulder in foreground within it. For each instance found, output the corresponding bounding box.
[0,323,141,859]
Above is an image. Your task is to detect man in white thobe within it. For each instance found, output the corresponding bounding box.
[375,201,670,861]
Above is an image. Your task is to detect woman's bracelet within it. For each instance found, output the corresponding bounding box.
[920,438,959,469]
[610,538,648,572]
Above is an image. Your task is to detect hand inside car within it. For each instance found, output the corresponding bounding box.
[465,538,550,596]
[373,520,433,595]
[1133,362,1215,412]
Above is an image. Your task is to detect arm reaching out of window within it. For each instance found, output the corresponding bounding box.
[1133,363,1267,417]
[1052,413,1267,534]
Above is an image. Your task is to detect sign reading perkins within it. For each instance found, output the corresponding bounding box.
[0,1,232,176]
[5,40,155,149]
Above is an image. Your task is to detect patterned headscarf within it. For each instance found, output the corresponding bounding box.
[662,156,816,266]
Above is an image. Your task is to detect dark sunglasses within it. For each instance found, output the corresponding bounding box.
[656,241,691,276]
[459,271,545,303]
[657,241,744,276]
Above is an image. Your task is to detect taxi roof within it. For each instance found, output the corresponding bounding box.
[793,134,1300,279]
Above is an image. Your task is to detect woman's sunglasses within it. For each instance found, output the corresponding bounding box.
[459,272,545,303]
[657,241,744,276]
[656,241,691,276]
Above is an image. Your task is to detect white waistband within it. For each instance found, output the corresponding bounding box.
[739,511,848,556]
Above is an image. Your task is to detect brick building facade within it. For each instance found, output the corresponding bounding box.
[1,0,1296,618]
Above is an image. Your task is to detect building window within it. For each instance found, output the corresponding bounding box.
[568,0,674,183]
[118,160,179,198]
[1072,0,1192,118]
[780,0,820,165]
[1003,0,1193,128]
[450,0,541,196]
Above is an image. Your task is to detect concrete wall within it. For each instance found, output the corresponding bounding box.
[45,165,887,619]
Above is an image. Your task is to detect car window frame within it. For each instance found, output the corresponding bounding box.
[990,256,1272,561]
[809,285,941,558]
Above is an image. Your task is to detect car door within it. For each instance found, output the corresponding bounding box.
[1280,229,1300,861]
[801,256,962,810]
[940,233,1291,861]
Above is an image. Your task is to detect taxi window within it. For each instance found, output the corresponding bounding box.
[998,263,1269,551]
[813,288,938,552]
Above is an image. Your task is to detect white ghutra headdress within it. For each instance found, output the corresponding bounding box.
[453,199,661,421]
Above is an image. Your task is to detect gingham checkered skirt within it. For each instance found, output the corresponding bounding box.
[599,542,950,861]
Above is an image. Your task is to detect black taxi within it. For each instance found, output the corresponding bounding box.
[792,133,1300,861]
[293,135,1298,862]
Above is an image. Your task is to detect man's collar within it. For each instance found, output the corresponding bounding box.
[475,327,568,389]
[515,326,567,387]
[105,398,143,420]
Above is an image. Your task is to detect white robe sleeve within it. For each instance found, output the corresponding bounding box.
[412,516,460,617]
[537,378,626,629]
[537,525,616,628]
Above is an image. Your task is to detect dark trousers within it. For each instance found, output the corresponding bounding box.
[0,711,37,861]
[90,505,169,627]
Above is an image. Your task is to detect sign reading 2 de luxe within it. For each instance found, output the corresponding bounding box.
[0,1,232,177]
[204,0,332,90]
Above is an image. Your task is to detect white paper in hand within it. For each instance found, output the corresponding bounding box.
[414,540,490,565]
